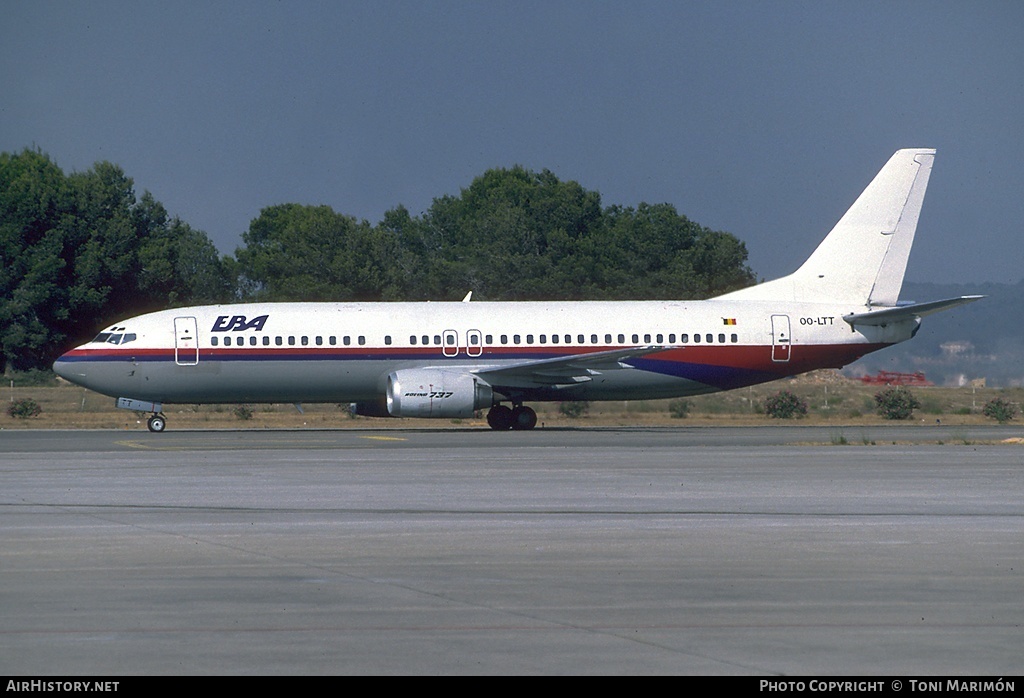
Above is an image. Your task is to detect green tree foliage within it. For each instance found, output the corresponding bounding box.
[233,166,756,302]
[874,386,921,420]
[235,204,402,301]
[6,398,42,419]
[668,398,691,419]
[558,400,590,418]
[763,390,808,419]
[0,149,231,372]
[982,397,1017,424]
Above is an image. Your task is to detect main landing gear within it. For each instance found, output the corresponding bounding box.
[486,404,537,431]
[146,413,167,432]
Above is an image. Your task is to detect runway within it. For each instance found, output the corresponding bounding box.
[2,426,1022,675]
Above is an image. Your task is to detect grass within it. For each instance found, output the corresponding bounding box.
[2,370,1022,430]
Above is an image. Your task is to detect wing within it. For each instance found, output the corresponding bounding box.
[472,346,671,389]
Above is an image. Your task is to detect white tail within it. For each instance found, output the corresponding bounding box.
[718,148,936,306]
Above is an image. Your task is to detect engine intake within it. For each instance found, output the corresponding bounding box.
[387,369,494,418]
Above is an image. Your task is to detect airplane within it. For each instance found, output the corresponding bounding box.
[53,148,981,432]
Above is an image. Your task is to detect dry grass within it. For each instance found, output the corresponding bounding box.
[3,371,1020,430]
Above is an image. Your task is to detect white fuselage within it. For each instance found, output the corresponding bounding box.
[53,299,908,405]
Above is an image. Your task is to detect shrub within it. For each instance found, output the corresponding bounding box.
[233,404,254,420]
[668,398,690,419]
[874,386,920,420]
[7,398,42,419]
[558,401,589,418]
[763,390,807,419]
[983,397,1017,424]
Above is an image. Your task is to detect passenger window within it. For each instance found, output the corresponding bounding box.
[301,336,308,346]
[263,336,270,346]
[358,336,366,346]
[644,334,651,343]
[433,335,441,345]
[500,335,508,344]
[422,335,429,345]
[605,334,612,344]
[485,334,493,344]
[211,337,219,346]
[329,336,336,346]
[513,335,521,344]
[656,334,663,343]
[617,334,624,343]
[526,334,534,344]
[410,336,417,345]
[315,336,322,346]
[275,336,283,346]
[590,334,597,344]
[344,336,351,346]
[718,334,726,343]
[632,334,639,344]
[288,336,296,346]
[385,336,392,346]
[542,335,549,344]
[693,334,701,343]
[706,334,713,343]
[250,336,257,346]
[731,333,738,343]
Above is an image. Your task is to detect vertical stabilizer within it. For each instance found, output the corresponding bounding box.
[717,148,935,305]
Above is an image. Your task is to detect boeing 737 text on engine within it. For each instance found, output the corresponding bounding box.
[54,149,982,432]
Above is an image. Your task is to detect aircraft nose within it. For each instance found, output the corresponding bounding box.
[52,350,85,384]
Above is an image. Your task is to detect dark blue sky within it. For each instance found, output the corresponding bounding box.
[4,1,1022,286]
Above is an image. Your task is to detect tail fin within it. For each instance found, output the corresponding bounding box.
[717,148,936,306]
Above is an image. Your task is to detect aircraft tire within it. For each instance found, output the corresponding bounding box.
[510,405,537,431]
[147,415,166,433]
[487,405,514,430]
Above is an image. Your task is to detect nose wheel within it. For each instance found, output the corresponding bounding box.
[147,414,167,432]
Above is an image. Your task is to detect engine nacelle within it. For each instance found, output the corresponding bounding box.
[386,369,494,418]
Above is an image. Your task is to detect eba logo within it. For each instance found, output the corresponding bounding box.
[211,315,269,332]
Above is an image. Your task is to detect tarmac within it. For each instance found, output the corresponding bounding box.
[1,426,1022,675]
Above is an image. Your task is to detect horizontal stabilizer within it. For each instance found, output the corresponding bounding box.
[843,296,984,327]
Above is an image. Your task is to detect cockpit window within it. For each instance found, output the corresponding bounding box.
[92,332,136,345]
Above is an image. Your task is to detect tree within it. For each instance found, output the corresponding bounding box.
[0,148,231,372]
[874,386,921,420]
[235,204,400,301]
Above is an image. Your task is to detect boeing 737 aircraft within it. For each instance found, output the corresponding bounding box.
[54,148,981,431]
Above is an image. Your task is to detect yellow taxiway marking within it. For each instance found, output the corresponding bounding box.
[360,435,408,442]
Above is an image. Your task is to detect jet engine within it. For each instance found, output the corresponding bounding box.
[386,369,494,418]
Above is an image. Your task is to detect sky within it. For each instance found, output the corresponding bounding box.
[3,1,1022,287]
